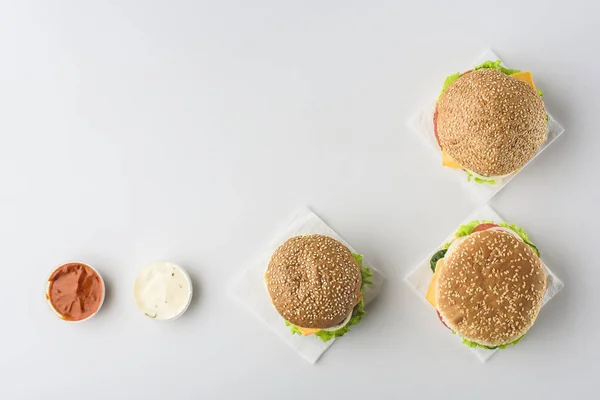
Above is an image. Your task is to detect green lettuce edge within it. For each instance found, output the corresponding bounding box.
[475,61,545,101]
[441,220,540,257]
[465,170,496,185]
[285,253,373,342]
[439,59,546,100]
[498,222,540,257]
[285,321,303,336]
[473,60,520,75]
[438,72,461,99]
[438,60,520,98]
[462,335,525,350]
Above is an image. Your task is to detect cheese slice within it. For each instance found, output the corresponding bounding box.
[511,71,536,90]
[296,326,322,336]
[426,259,444,309]
[441,149,463,169]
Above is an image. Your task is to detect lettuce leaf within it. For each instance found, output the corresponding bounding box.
[285,320,303,336]
[315,299,366,342]
[355,253,374,290]
[462,335,524,350]
[475,61,544,99]
[499,222,541,257]
[442,220,540,257]
[455,220,489,238]
[438,60,519,98]
[474,60,520,75]
[438,72,461,98]
[465,170,496,185]
[285,253,373,342]
[430,249,447,272]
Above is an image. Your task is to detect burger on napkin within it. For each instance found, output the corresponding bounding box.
[426,221,546,349]
[434,61,547,185]
[265,234,373,342]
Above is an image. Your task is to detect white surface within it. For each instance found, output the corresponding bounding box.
[0,1,596,399]
[231,208,384,364]
[404,205,564,362]
[408,49,565,204]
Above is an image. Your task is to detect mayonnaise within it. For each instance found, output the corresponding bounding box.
[134,262,193,321]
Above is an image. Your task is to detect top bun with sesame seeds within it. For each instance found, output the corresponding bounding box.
[436,69,547,177]
[436,229,546,347]
[265,234,362,329]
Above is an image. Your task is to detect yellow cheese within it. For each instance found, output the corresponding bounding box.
[296,326,322,336]
[441,149,463,169]
[426,259,443,309]
[511,71,536,90]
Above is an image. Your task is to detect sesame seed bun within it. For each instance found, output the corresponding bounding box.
[436,69,547,176]
[436,230,546,347]
[265,235,362,329]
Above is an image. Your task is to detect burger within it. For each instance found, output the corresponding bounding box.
[426,221,546,349]
[265,234,373,342]
[434,60,547,185]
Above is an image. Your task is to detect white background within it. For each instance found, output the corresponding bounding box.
[0,1,596,398]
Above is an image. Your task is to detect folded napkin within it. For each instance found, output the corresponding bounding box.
[407,49,565,204]
[404,204,564,362]
[231,208,385,364]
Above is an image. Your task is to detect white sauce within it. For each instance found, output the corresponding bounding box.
[134,262,193,321]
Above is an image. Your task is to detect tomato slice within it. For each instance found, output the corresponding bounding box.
[471,223,498,233]
[436,310,451,330]
[433,105,441,148]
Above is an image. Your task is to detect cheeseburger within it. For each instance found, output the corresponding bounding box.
[265,234,373,342]
[434,60,547,184]
[426,221,546,349]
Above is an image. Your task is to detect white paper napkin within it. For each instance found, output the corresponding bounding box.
[231,208,385,364]
[404,204,564,363]
[407,49,565,204]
